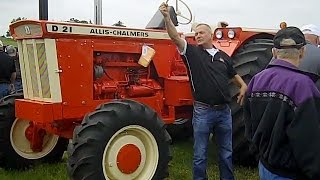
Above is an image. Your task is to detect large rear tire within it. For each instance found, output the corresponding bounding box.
[0,94,68,170]
[67,99,172,180]
[230,38,273,166]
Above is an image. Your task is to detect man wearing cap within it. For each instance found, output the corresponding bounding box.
[0,41,16,99]
[298,24,320,88]
[244,27,320,179]
[5,45,22,91]
[300,24,320,46]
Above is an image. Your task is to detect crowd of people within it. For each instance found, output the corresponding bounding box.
[159,2,320,179]
[1,4,320,179]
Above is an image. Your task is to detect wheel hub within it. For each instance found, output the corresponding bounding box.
[102,125,159,179]
[117,144,141,174]
[24,124,46,152]
[10,118,59,159]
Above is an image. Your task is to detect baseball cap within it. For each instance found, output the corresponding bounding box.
[301,24,320,36]
[273,26,306,49]
[5,45,17,56]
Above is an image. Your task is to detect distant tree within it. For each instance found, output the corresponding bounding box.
[6,17,27,37]
[67,18,92,24]
[113,21,126,27]
[6,31,11,37]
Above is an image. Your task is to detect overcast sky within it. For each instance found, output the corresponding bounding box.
[0,0,319,36]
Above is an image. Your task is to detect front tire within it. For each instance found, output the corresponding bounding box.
[67,99,171,180]
[0,94,68,170]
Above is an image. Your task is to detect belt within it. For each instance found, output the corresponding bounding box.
[0,80,10,84]
[194,101,227,110]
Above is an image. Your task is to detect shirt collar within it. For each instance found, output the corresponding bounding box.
[268,59,298,70]
[268,59,320,82]
[198,44,217,50]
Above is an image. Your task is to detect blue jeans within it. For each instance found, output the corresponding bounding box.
[15,79,23,92]
[192,102,234,180]
[0,83,9,99]
[259,161,293,180]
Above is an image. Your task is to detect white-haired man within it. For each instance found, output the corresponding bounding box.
[298,24,320,88]
[244,27,320,180]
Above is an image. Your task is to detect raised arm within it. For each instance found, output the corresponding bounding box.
[159,3,185,52]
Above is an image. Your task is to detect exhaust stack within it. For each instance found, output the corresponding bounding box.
[94,0,102,25]
[39,0,48,20]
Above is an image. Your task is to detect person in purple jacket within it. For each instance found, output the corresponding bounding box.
[244,27,320,180]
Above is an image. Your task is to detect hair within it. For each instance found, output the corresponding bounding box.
[195,23,212,32]
[274,38,301,59]
[304,34,319,45]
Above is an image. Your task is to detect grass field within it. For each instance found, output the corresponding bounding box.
[0,37,17,47]
[0,138,259,180]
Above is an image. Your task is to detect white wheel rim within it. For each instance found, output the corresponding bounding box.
[102,125,159,180]
[10,118,59,159]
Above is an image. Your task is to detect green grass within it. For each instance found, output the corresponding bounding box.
[0,37,17,47]
[169,139,258,180]
[0,138,258,180]
[0,163,67,180]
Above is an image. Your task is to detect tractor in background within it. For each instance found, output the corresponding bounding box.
[0,0,276,179]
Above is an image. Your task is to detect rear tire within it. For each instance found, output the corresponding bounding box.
[0,94,68,170]
[230,38,273,166]
[67,99,171,180]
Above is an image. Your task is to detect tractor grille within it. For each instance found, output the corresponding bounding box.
[17,39,62,102]
[36,43,51,98]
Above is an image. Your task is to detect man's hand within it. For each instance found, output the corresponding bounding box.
[158,1,185,51]
[237,85,247,106]
[159,2,170,18]
[9,83,15,94]
[232,74,247,105]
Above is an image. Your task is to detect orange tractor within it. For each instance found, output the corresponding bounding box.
[0,1,276,179]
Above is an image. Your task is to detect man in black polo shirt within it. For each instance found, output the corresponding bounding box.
[0,40,16,99]
[160,3,247,180]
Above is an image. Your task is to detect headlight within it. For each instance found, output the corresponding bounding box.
[215,30,223,39]
[228,30,235,39]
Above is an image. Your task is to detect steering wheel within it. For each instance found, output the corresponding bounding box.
[167,0,193,25]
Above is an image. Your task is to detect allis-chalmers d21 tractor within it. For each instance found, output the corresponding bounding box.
[0,2,276,179]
